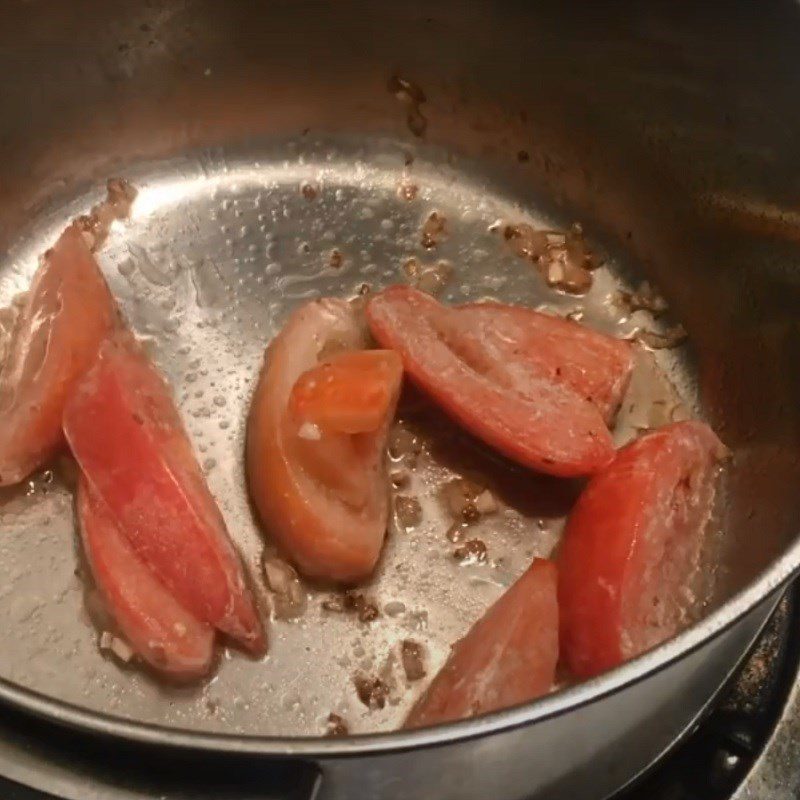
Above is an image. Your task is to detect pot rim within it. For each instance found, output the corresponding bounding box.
[0,539,796,757]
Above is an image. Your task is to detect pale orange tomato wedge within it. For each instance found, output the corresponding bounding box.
[247,299,402,582]
[290,350,402,434]
[0,225,116,486]
[404,559,559,729]
[64,331,265,654]
[78,477,215,680]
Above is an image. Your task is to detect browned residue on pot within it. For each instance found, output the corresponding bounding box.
[401,639,426,681]
[354,674,389,709]
[76,177,138,251]
[322,590,380,623]
[503,221,598,295]
[421,212,447,249]
[388,75,428,137]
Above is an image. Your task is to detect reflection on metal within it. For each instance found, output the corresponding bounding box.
[701,193,800,243]
[0,137,698,736]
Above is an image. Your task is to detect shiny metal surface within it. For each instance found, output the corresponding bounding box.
[0,588,792,800]
[0,136,697,737]
[0,592,777,800]
[2,1,800,798]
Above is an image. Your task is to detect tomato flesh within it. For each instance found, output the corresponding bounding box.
[0,225,116,486]
[367,286,615,477]
[456,302,633,424]
[247,299,401,582]
[405,558,559,729]
[290,350,403,434]
[78,478,215,680]
[63,331,265,654]
[558,420,726,678]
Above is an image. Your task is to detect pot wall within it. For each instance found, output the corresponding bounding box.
[316,592,779,800]
[1,2,800,798]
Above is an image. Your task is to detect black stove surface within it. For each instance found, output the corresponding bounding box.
[621,587,799,800]
[1,587,799,800]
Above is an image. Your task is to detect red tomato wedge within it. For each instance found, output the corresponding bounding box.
[0,225,116,486]
[456,302,633,424]
[78,477,215,680]
[558,421,727,679]
[247,299,402,582]
[404,558,559,729]
[63,331,265,654]
[366,286,615,477]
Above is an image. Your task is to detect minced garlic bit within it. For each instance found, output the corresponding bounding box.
[503,221,598,295]
[99,631,135,663]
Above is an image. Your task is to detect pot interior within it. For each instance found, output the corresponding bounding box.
[1,0,799,739]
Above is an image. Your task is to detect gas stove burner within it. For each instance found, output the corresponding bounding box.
[0,585,798,800]
[621,585,798,800]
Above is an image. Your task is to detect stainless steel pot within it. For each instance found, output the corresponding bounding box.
[2,2,800,799]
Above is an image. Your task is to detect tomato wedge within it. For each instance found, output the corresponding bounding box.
[366,286,615,477]
[63,331,265,654]
[78,477,214,680]
[558,421,726,678]
[456,303,633,424]
[290,350,402,435]
[247,299,402,582]
[0,225,116,486]
[404,558,559,729]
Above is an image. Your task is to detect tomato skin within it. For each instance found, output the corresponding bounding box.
[78,478,215,680]
[64,332,265,654]
[456,302,633,424]
[558,421,726,678]
[247,300,401,583]
[0,225,116,486]
[367,286,615,478]
[404,559,559,729]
